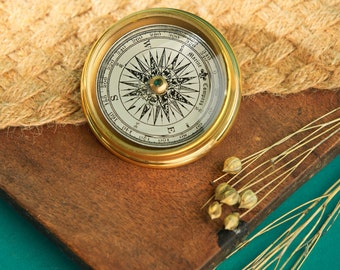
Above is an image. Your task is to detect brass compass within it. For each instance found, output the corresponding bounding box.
[81,8,241,168]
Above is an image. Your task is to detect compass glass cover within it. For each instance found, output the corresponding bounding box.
[96,24,227,148]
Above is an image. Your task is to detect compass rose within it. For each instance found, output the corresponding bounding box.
[119,48,200,125]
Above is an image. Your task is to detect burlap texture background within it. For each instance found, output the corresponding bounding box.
[0,0,339,128]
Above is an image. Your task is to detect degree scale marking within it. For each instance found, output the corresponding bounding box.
[96,24,227,148]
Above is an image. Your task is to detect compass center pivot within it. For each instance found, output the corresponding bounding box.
[149,76,168,95]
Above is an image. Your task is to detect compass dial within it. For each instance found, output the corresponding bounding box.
[98,25,223,148]
[81,9,241,167]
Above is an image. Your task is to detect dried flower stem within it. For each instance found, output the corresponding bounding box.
[240,126,339,218]
[283,200,339,270]
[239,150,307,194]
[200,194,214,210]
[203,118,339,212]
[226,195,326,258]
[239,122,339,194]
[210,107,339,185]
[203,106,339,270]
[204,107,339,215]
[292,201,340,269]
[271,119,340,165]
[226,179,340,269]
[263,185,338,270]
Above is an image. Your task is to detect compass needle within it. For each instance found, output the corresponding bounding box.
[158,94,170,123]
[178,76,196,85]
[181,70,196,77]
[159,48,167,72]
[179,85,200,93]
[171,53,180,69]
[125,67,148,83]
[120,81,140,88]
[154,105,161,125]
[170,100,185,118]
[140,104,151,120]
[170,90,193,106]
[149,51,159,76]
[81,8,241,167]
[174,62,191,76]
[135,56,149,75]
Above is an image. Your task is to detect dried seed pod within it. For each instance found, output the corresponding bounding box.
[220,187,240,206]
[214,182,232,201]
[224,212,240,230]
[208,201,222,220]
[239,189,258,209]
[222,156,242,174]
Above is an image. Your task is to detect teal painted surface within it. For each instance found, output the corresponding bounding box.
[0,156,339,270]
[0,201,82,269]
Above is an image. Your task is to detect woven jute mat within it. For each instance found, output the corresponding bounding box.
[0,0,339,128]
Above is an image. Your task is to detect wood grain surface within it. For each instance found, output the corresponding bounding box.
[0,90,339,270]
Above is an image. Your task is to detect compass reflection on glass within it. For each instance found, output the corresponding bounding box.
[81,8,241,168]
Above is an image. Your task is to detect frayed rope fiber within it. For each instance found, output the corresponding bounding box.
[0,0,339,128]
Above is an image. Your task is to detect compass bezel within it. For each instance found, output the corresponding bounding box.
[81,8,241,168]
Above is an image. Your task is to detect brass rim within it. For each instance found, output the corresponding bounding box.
[81,8,241,168]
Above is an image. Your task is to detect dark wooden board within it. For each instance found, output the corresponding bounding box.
[0,90,339,270]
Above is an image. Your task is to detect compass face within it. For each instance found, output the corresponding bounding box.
[97,24,225,148]
[81,8,241,167]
